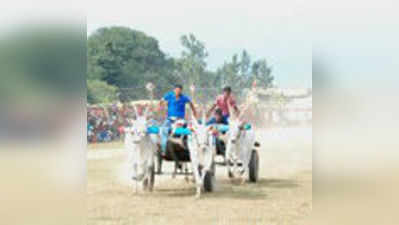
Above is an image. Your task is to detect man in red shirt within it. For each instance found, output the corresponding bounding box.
[207,86,240,121]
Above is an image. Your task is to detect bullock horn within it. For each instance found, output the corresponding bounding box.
[227,101,237,120]
[202,106,206,125]
[192,111,199,127]
[143,105,150,119]
[133,104,139,118]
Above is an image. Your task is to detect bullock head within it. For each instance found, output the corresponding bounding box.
[190,107,212,150]
[228,120,244,144]
[128,105,150,143]
[227,102,248,144]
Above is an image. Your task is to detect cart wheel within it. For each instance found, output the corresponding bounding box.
[227,159,234,178]
[248,150,259,182]
[204,162,215,192]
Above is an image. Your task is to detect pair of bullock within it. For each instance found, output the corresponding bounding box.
[124,104,258,198]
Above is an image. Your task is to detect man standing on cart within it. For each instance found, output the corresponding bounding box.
[159,84,197,156]
[207,86,240,122]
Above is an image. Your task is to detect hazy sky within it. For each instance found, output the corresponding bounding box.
[88,1,312,88]
[3,0,398,89]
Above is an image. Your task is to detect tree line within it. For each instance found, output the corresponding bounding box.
[87,26,274,104]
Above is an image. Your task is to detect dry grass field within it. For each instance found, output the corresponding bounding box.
[88,127,312,225]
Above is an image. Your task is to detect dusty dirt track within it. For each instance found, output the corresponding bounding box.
[88,127,312,225]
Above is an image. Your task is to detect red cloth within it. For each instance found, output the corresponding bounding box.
[118,126,125,134]
[215,95,236,116]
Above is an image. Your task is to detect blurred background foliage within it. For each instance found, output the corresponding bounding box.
[0,25,85,104]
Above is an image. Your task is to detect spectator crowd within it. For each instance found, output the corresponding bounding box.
[87,102,162,143]
[87,104,134,143]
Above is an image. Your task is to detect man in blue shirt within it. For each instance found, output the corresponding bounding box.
[159,84,197,155]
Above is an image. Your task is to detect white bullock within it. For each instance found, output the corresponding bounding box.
[124,106,157,192]
[225,105,256,184]
[188,114,215,199]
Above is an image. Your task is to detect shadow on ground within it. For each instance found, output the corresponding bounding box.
[254,178,300,189]
[151,178,299,200]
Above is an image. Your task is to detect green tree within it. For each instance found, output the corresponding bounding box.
[217,54,242,91]
[216,51,274,95]
[240,49,251,77]
[176,33,209,88]
[87,26,177,101]
[251,59,273,88]
[87,79,118,104]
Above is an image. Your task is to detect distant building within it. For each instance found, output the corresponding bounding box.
[257,88,312,98]
[250,88,312,125]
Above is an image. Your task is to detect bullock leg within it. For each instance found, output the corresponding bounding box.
[148,151,156,192]
[143,162,152,191]
[172,162,177,179]
[194,165,202,199]
[131,163,140,193]
[190,162,201,199]
[225,142,234,179]
[239,146,251,184]
[183,163,189,183]
[142,168,152,192]
[139,163,147,191]
[156,146,163,174]
[195,181,201,199]
[148,165,155,192]
[128,150,137,180]
[142,177,148,191]
[190,154,202,199]
[233,157,239,178]
[234,144,244,179]
[232,154,240,179]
